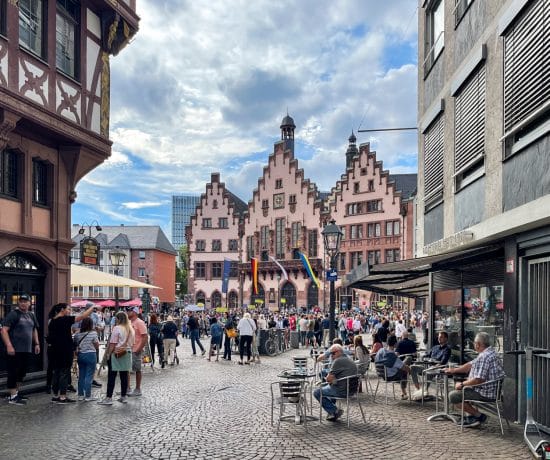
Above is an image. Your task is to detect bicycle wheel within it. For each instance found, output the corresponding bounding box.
[265,339,277,356]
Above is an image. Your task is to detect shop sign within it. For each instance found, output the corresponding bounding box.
[80,237,100,265]
[424,231,474,255]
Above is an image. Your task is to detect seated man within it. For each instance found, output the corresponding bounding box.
[411,331,451,398]
[313,344,358,421]
[375,335,410,399]
[316,338,352,380]
[396,330,417,362]
[445,331,505,428]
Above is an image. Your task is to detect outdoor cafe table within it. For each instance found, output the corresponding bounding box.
[426,368,466,424]
[277,368,318,424]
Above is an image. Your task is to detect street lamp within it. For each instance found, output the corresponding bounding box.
[142,274,151,318]
[78,220,102,235]
[109,248,126,310]
[322,219,343,342]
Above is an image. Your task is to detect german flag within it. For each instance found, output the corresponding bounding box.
[251,257,259,294]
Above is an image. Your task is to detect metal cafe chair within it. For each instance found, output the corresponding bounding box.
[270,380,309,432]
[460,377,508,435]
[373,363,411,405]
[319,374,366,428]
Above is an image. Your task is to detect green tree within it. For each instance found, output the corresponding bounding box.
[175,245,188,298]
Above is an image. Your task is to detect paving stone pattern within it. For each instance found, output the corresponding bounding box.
[0,341,531,460]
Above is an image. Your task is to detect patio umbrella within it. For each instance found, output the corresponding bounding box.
[70,264,160,289]
[96,299,117,307]
[120,298,142,307]
[71,299,90,307]
[185,304,204,312]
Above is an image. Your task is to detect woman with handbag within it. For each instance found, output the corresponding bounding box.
[237,312,256,365]
[73,317,99,401]
[98,312,135,405]
[223,317,236,361]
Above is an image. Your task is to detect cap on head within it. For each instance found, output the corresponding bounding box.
[19,294,31,302]
[127,306,140,314]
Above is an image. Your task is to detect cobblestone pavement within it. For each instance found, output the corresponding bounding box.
[1,341,531,460]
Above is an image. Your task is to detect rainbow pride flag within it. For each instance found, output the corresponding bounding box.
[298,252,320,288]
[251,257,259,294]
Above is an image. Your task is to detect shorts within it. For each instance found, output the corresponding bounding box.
[132,351,142,372]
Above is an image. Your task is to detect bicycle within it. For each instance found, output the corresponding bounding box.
[264,328,284,356]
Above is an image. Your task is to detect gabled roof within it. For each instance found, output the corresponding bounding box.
[225,190,248,216]
[389,174,417,199]
[72,225,177,255]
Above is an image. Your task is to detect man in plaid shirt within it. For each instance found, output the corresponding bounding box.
[445,331,505,428]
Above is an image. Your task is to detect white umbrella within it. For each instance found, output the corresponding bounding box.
[70,264,161,289]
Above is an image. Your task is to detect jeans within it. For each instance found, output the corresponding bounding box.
[106,356,128,398]
[190,329,204,354]
[77,352,97,397]
[314,384,342,415]
[149,337,164,364]
[223,335,232,360]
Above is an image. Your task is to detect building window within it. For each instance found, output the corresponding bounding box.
[368,250,381,265]
[353,182,360,193]
[339,253,346,271]
[19,0,45,58]
[424,0,444,76]
[366,200,381,212]
[385,249,401,263]
[260,225,269,250]
[423,113,445,210]
[32,159,49,206]
[218,217,228,228]
[56,0,79,79]
[196,240,206,251]
[212,199,218,209]
[229,261,239,278]
[275,218,285,259]
[454,64,486,190]
[246,235,254,261]
[195,262,205,278]
[350,224,363,240]
[368,180,374,192]
[139,250,145,259]
[202,218,211,228]
[262,199,269,209]
[308,229,318,258]
[138,268,145,277]
[367,223,381,238]
[0,1,7,36]
[211,262,222,278]
[347,202,364,215]
[503,1,550,159]
[350,251,363,269]
[228,239,238,251]
[275,178,283,189]
[454,0,474,27]
[291,222,301,247]
[289,194,297,204]
[212,239,222,252]
[0,150,19,199]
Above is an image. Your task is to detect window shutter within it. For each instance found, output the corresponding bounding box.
[423,114,445,199]
[503,0,550,132]
[454,65,486,174]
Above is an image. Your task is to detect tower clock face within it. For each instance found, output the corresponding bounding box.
[273,193,285,209]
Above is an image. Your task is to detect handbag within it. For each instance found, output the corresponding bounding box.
[226,328,237,338]
[74,331,91,358]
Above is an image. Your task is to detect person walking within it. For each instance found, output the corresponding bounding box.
[73,317,99,401]
[162,315,178,364]
[187,311,206,356]
[223,316,235,361]
[237,312,256,365]
[98,312,135,405]
[208,317,223,362]
[0,294,40,405]
[148,313,164,368]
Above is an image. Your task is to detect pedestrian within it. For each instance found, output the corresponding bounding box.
[0,294,40,405]
[98,311,135,405]
[208,317,223,362]
[161,315,178,364]
[187,311,206,356]
[148,313,164,368]
[237,312,256,365]
[48,302,95,404]
[73,317,99,401]
[126,307,147,397]
[250,315,261,364]
[223,315,235,361]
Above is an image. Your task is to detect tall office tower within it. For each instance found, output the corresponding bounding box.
[172,195,201,249]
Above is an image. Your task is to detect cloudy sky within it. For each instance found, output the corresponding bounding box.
[72,0,419,238]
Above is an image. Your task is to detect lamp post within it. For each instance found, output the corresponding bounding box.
[322,220,343,342]
[109,248,126,310]
[78,220,102,236]
[142,274,151,318]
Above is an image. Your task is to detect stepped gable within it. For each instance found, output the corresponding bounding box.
[186,172,246,242]
[326,142,414,214]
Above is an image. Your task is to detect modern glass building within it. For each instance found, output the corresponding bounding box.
[172,195,201,249]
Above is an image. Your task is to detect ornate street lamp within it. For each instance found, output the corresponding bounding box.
[142,274,151,318]
[322,219,343,342]
[109,248,126,310]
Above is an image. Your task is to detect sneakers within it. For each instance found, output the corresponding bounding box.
[201,349,206,356]
[66,385,77,393]
[117,396,128,403]
[476,413,488,424]
[460,416,481,428]
[91,380,102,388]
[97,398,113,405]
[84,396,98,402]
[326,409,344,421]
[57,397,76,404]
[8,395,27,406]
[127,389,142,397]
[77,395,86,401]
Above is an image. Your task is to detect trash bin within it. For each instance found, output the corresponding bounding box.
[290,331,300,349]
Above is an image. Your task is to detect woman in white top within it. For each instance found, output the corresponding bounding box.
[98,311,135,405]
[237,312,256,365]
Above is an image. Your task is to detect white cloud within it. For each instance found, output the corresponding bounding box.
[121,201,164,210]
[73,0,419,227]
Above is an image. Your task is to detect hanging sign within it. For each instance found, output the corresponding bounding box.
[80,237,100,265]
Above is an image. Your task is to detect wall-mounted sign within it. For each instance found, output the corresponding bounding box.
[424,231,474,255]
[80,237,100,265]
[506,258,515,274]
[326,270,338,281]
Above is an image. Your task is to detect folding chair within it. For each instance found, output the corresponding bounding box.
[319,374,366,427]
[373,363,411,404]
[460,377,508,435]
[270,380,309,432]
